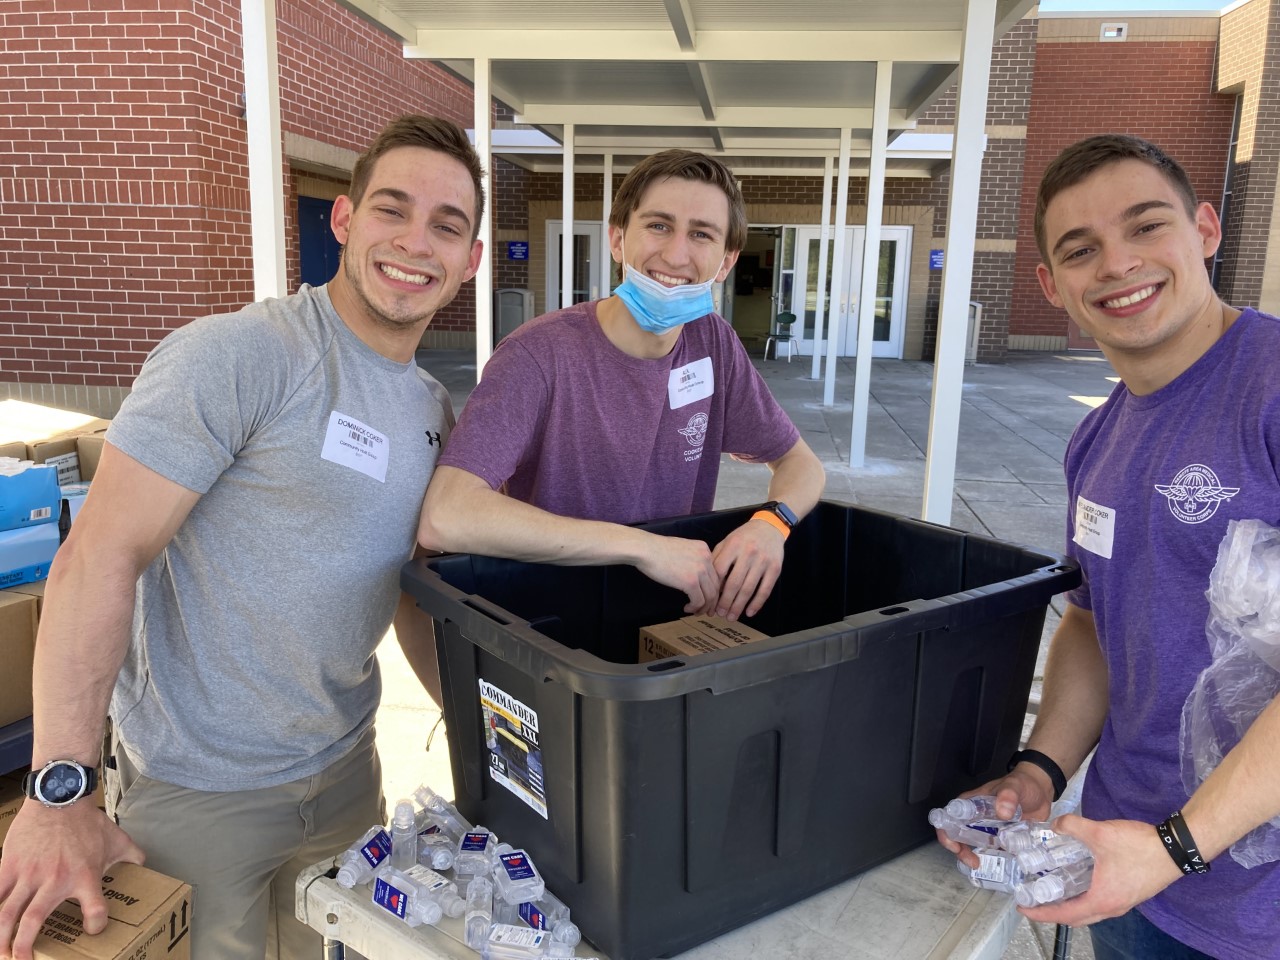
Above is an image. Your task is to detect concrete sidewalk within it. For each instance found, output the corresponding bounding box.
[378,346,1120,960]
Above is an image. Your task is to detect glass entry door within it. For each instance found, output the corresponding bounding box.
[546,220,604,309]
[790,226,911,358]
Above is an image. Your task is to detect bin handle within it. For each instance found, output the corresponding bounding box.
[401,560,570,678]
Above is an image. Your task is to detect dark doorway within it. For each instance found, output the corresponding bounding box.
[298,196,342,287]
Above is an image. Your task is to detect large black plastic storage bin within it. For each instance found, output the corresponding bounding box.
[401,501,1080,960]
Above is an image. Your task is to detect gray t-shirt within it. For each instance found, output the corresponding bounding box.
[107,285,452,791]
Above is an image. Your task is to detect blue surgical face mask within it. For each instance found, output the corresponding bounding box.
[612,246,725,334]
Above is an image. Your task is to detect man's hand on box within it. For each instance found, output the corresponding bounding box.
[636,536,721,615]
[0,800,144,960]
[710,519,785,621]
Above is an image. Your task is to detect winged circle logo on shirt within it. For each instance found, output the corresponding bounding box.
[678,412,709,463]
[1154,464,1239,524]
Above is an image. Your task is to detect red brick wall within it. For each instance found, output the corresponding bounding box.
[1010,38,1236,340]
[2,0,479,385]
[1215,0,1280,308]
[1,0,252,386]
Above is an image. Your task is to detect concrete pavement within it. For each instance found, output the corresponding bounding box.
[375,346,1120,960]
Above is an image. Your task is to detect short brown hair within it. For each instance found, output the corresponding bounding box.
[1035,134,1198,262]
[609,150,747,253]
[348,115,486,238]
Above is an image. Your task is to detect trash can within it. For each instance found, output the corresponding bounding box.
[401,501,1079,960]
[494,288,534,345]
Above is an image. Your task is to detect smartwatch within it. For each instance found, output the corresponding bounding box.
[751,501,798,540]
[759,500,798,529]
[22,759,98,808]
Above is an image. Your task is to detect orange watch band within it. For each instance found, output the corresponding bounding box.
[750,509,791,540]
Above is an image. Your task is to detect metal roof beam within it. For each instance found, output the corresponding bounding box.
[517,104,915,128]
[572,135,877,153]
[663,0,698,51]
[407,30,961,62]
[687,62,717,120]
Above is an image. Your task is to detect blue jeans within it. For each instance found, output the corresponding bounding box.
[1089,909,1216,960]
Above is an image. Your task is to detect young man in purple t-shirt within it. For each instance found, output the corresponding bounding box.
[420,150,824,623]
[937,135,1280,959]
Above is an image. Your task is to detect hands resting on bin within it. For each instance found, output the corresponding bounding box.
[636,517,787,621]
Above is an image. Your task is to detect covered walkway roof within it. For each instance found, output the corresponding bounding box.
[338,0,1031,174]
[245,0,1036,523]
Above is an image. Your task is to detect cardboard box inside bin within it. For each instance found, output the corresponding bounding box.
[638,614,769,663]
[0,591,38,727]
[0,774,23,848]
[26,863,192,960]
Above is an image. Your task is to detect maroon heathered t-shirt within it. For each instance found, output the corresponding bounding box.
[439,301,800,524]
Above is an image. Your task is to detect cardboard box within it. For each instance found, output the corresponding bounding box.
[4,579,46,616]
[0,591,37,727]
[0,401,112,486]
[638,615,770,663]
[0,774,23,848]
[29,863,192,960]
[76,435,106,482]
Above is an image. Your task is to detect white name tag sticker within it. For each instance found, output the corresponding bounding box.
[1073,494,1115,559]
[668,356,714,410]
[321,411,388,483]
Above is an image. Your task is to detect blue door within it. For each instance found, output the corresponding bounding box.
[298,196,342,287]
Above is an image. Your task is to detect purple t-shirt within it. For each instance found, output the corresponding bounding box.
[440,301,800,523]
[1064,308,1280,957]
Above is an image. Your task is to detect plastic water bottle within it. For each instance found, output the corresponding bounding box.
[465,875,495,949]
[1015,836,1093,875]
[946,794,1022,823]
[517,891,580,946]
[997,820,1057,852]
[493,849,546,905]
[418,826,457,870]
[456,827,500,876]
[335,825,393,888]
[484,922,550,959]
[413,784,472,837]
[390,799,417,871]
[372,867,444,927]
[928,812,1019,849]
[1014,859,1094,907]
[958,848,1026,893]
[405,864,465,918]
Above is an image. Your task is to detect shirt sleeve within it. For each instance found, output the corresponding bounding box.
[106,313,298,494]
[1062,426,1093,612]
[437,336,550,490]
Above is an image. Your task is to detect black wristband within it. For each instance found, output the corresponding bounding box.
[1007,748,1067,802]
[1157,810,1211,875]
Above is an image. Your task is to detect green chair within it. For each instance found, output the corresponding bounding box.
[764,311,797,361]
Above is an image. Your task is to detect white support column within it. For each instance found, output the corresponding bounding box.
[922,0,996,524]
[473,57,494,372]
[809,155,833,382]
[822,128,852,408]
[240,0,285,301]
[560,124,575,309]
[849,61,892,468]
[601,153,613,297]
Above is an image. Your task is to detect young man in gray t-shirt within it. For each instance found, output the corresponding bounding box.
[0,116,485,960]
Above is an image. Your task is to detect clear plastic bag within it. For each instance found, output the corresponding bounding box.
[1180,519,1280,868]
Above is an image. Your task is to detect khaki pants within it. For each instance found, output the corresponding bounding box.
[106,727,384,960]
